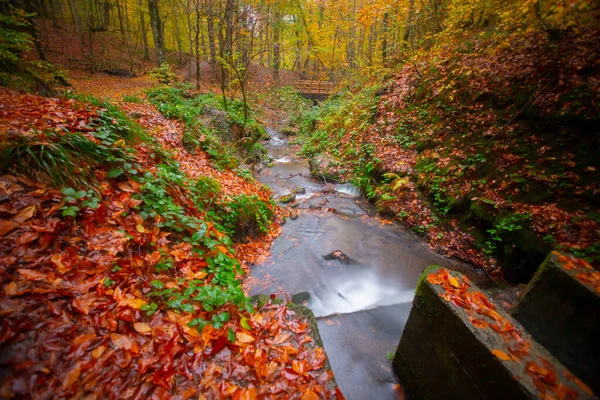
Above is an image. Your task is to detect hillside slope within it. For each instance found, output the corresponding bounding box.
[300,24,600,282]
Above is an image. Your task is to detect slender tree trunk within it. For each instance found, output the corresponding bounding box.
[194,0,201,88]
[147,0,165,65]
[207,14,217,64]
[382,12,389,67]
[137,0,150,60]
[175,17,183,64]
[273,8,281,83]
[115,0,126,43]
[403,0,415,54]
[69,0,85,48]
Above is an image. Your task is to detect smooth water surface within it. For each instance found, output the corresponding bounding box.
[247,129,482,399]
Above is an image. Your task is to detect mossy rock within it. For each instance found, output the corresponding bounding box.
[278,193,296,204]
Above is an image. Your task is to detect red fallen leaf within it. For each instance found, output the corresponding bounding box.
[281,368,299,380]
[16,231,39,246]
[17,268,47,281]
[211,335,228,357]
[335,387,346,400]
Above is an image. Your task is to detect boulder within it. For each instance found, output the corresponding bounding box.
[512,251,600,394]
[392,265,595,400]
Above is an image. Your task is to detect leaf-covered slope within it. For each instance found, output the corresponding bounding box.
[0,87,340,399]
[300,27,600,281]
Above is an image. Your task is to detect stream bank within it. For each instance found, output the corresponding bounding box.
[246,128,490,399]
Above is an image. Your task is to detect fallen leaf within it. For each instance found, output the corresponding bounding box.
[13,205,37,224]
[4,281,19,296]
[51,253,70,273]
[118,298,147,309]
[62,363,81,390]
[492,349,511,361]
[236,332,255,343]
[301,389,319,400]
[92,345,106,359]
[0,220,19,236]
[110,333,133,350]
[133,322,152,335]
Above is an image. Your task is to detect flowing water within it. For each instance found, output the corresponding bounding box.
[246,129,484,399]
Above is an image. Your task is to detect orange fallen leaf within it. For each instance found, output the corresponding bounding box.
[118,298,147,309]
[13,205,36,224]
[492,349,511,361]
[51,253,70,273]
[4,281,18,296]
[0,220,19,236]
[110,333,133,350]
[62,363,81,390]
[92,345,106,359]
[236,332,255,343]
[448,274,459,288]
[301,389,319,400]
[133,322,152,335]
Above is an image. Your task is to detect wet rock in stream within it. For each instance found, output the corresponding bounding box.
[323,250,355,265]
[278,193,296,204]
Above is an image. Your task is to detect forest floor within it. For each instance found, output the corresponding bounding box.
[0,75,342,398]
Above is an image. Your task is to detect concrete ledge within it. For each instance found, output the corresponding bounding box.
[512,252,600,394]
[393,266,595,400]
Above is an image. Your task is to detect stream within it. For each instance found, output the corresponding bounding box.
[246,129,482,399]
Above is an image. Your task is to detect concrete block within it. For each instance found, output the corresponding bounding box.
[513,252,600,394]
[393,265,595,400]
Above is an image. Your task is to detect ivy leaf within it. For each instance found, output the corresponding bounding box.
[150,280,165,289]
[106,168,124,178]
[61,187,75,196]
[228,327,236,343]
[181,303,195,313]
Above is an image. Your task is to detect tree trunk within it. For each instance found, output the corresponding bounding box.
[69,0,85,48]
[273,8,281,83]
[137,0,150,60]
[194,0,201,88]
[382,12,389,67]
[207,15,217,64]
[147,0,165,65]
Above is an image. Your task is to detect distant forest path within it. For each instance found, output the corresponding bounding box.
[69,72,153,101]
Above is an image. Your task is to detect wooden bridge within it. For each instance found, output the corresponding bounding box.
[293,80,336,100]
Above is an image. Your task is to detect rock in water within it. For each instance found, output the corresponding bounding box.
[278,193,296,204]
[323,250,354,265]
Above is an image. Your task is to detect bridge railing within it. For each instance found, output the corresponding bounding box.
[293,80,336,95]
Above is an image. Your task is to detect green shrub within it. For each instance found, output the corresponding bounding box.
[217,195,274,239]
[191,176,221,207]
[149,62,178,86]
